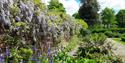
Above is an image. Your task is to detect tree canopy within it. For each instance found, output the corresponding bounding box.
[101,7,117,28]
[48,0,66,13]
[116,9,125,28]
[78,0,100,27]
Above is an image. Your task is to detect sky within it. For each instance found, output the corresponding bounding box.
[42,0,125,15]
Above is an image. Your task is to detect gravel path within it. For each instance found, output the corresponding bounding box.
[106,38,125,62]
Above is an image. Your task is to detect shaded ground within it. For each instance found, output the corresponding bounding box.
[106,38,125,62]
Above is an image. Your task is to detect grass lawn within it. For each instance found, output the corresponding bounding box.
[112,38,125,45]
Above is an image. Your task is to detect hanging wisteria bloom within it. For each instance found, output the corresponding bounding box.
[48,47,51,55]
[5,47,10,57]
[49,58,53,63]
[0,54,4,63]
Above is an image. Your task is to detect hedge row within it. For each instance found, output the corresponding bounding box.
[92,28,125,33]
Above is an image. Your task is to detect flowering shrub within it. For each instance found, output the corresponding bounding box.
[0,0,82,52]
[77,33,123,63]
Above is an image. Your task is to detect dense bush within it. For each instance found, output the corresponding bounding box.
[79,29,91,37]
[121,37,125,42]
[92,28,123,38]
[0,0,84,52]
[77,33,123,63]
[104,31,114,37]
[104,31,120,38]
[0,47,101,63]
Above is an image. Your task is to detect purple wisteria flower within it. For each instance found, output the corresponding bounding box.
[0,54,5,63]
[32,47,38,51]
[37,61,41,63]
[5,47,10,57]
[50,58,53,63]
[32,55,38,62]
[38,51,42,56]
[48,48,53,63]
[15,16,21,22]
[48,48,51,56]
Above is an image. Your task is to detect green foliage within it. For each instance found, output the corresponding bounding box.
[54,50,98,63]
[113,38,125,44]
[101,7,117,28]
[10,5,20,16]
[92,28,125,33]
[14,22,27,27]
[75,19,88,29]
[6,48,33,63]
[80,33,108,55]
[65,35,80,51]
[87,33,107,45]
[93,24,103,29]
[79,29,91,37]
[48,0,66,12]
[121,37,125,42]
[104,31,120,38]
[72,12,81,19]
[33,0,46,10]
[104,31,113,37]
[116,9,125,27]
[0,0,123,63]
[19,48,33,60]
[3,35,22,47]
[78,33,122,63]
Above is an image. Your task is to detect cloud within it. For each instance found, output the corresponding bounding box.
[98,0,125,13]
[42,0,125,15]
[59,0,79,15]
[42,0,50,5]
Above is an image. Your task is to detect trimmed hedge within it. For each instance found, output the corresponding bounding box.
[104,31,120,38]
[92,28,125,33]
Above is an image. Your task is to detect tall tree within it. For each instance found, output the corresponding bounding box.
[48,0,66,13]
[116,9,125,27]
[101,7,116,28]
[78,0,100,27]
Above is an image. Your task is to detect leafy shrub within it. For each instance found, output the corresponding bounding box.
[79,33,108,56]
[75,19,88,29]
[79,29,91,37]
[121,33,125,37]
[121,37,125,42]
[65,35,80,51]
[114,32,121,38]
[92,28,107,33]
[104,31,121,38]
[0,0,80,50]
[53,49,99,63]
[77,33,123,63]
[104,31,114,37]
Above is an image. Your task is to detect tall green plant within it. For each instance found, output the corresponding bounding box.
[101,7,117,28]
[48,0,66,12]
